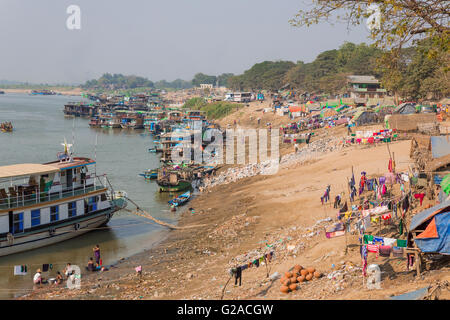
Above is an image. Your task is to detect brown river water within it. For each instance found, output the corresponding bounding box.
[0,93,180,298]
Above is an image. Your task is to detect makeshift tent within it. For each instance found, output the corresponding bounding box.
[409,200,450,254]
[430,136,450,159]
[320,108,337,118]
[353,110,378,126]
[395,103,416,114]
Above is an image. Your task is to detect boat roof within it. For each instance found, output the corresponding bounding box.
[0,164,59,179]
[45,157,95,171]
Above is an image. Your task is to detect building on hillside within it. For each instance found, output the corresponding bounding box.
[200,84,213,90]
[346,75,387,102]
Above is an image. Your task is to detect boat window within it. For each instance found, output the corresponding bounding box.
[50,206,59,222]
[61,171,66,177]
[101,193,107,202]
[13,212,24,234]
[31,209,40,227]
[68,202,77,217]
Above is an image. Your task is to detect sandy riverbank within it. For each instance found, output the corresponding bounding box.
[19,123,450,300]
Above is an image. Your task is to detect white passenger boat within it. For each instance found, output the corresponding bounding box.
[0,148,126,257]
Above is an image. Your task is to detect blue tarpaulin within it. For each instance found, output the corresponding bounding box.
[390,287,429,300]
[410,200,450,255]
[430,136,450,159]
[415,211,450,254]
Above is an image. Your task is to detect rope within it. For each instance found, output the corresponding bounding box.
[122,196,207,230]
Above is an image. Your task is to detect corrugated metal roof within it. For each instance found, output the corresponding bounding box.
[430,136,450,159]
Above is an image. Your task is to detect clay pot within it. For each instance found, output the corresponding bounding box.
[305,273,313,281]
[282,279,291,286]
[293,264,302,272]
[314,271,322,279]
[297,275,305,283]
[280,276,287,284]
[285,271,293,278]
[289,283,297,291]
[280,285,290,294]
[306,267,316,274]
[290,277,297,283]
[300,269,308,277]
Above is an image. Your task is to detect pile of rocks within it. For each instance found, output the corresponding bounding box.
[200,136,342,191]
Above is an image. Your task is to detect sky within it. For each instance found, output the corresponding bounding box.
[0,0,371,84]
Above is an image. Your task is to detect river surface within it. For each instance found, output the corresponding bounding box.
[0,93,180,298]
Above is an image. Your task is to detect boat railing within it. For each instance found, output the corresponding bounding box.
[0,175,108,210]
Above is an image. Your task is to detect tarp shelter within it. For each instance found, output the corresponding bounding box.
[353,110,377,126]
[409,200,450,254]
[430,136,450,159]
[288,106,305,113]
[395,103,416,114]
[441,174,450,196]
[320,108,337,118]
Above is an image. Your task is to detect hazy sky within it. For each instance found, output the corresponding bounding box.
[0,0,370,84]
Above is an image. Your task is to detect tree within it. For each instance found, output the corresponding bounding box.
[191,73,217,87]
[290,1,449,52]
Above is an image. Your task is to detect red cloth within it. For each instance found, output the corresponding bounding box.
[414,193,425,206]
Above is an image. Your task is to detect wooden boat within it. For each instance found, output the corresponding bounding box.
[0,145,127,257]
[139,169,158,180]
[168,191,191,207]
[157,180,191,192]
[1,122,13,132]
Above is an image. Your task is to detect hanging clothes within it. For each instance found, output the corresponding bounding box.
[414,193,425,206]
[14,265,27,276]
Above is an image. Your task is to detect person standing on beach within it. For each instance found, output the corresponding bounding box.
[93,244,101,265]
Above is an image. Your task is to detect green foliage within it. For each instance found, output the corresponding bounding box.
[183,98,242,119]
[154,79,193,90]
[82,73,154,90]
[228,61,295,91]
[285,42,381,94]
[191,73,217,87]
[183,97,207,109]
[379,39,449,100]
[200,101,243,119]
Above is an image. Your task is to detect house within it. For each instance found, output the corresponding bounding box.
[346,75,387,102]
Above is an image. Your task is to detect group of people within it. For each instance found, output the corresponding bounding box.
[33,262,77,286]
[32,245,102,287]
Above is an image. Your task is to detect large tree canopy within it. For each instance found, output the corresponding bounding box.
[290,0,449,52]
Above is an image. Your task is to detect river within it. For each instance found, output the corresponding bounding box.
[0,93,179,298]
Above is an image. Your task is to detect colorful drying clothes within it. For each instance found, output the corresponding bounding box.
[363,234,374,245]
[397,239,407,248]
[392,246,404,258]
[373,237,384,245]
[379,245,392,257]
[414,193,425,206]
[14,265,27,276]
[367,244,380,258]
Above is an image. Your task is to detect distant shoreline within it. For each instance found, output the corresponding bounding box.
[0,88,83,96]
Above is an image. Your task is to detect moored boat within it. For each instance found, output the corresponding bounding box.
[139,169,158,180]
[168,191,191,207]
[157,180,191,192]
[0,145,127,257]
